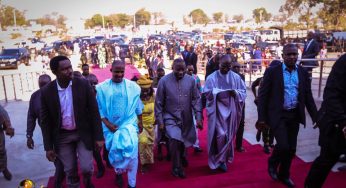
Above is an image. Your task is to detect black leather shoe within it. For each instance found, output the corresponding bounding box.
[218,163,228,172]
[96,167,105,178]
[178,169,186,178]
[182,157,189,167]
[194,147,203,153]
[236,147,246,152]
[278,177,295,187]
[83,173,95,188]
[172,168,186,179]
[172,168,179,177]
[268,160,278,181]
[264,145,271,154]
[256,130,261,142]
[2,168,12,181]
[115,174,123,188]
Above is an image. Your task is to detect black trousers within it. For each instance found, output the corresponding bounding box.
[169,139,185,169]
[236,106,245,148]
[269,109,300,178]
[54,158,65,187]
[305,125,346,188]
[262,128,274,146]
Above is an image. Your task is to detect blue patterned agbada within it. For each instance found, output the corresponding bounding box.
[96,79,143,172]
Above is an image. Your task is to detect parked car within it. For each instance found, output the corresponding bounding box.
[129,37,145,48]
[105,37,125,45]
[53,40,74,52]
[0,48,30,69]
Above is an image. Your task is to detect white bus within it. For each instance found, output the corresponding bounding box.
[260,29,281,41]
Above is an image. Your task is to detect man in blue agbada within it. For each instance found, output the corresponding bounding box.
[96,60,143,188]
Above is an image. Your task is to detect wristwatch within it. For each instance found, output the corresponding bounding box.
[26,134,32,138]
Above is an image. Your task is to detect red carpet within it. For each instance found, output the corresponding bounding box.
[47,67,346,188]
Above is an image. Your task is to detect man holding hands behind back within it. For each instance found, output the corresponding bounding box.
[257,44,317,187]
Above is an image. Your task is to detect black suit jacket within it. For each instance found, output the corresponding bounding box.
[40,77,103,151]
[316,54,346,150]
[301,39,320,67]
[189,52,198,74]
[257,64,317,130]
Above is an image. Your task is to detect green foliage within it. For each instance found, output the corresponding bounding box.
[189,9,210,25]
[0,5,26,28]
[233,14,244,23]
[283,21,303,30]
[228,26,238,32]
[10,33,22,39]
[212,28,224,33]
[135,8,151,26]
[213,12,223,23]
[84,13,132,29]
[252,7,272,24]
[35,13,67,29]
[280,0,346,30]
[316,0,346,30]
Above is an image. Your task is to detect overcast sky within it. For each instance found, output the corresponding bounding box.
[3,0,286,26]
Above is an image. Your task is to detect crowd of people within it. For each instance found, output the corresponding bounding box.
[0,30,345,188]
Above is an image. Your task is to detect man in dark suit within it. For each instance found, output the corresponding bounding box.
[305,54,346,188]
[41,55,104,188]
[301,31,320,82]
[182,44,190,66]
[257,44,317,187]
[188,46,198,74]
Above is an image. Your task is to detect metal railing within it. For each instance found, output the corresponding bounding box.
[0,57,341,103]
[198,57,339,98]
[0,69,44,102]
[242,58,338,98]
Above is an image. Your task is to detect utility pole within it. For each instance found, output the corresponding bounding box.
[102,15,105,29]
[133,14,136,28]
[13,9,17,28]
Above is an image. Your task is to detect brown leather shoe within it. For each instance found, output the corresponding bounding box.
[3,168,12,181]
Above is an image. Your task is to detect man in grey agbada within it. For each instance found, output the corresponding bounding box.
[155,58,203,178]
[203,54,247,172]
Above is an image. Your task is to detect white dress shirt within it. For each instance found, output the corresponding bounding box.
[57,80,76,130]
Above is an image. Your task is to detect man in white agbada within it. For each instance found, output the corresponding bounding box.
[96,60,143,188]
[203,54,246,172]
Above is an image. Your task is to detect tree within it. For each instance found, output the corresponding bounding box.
[135,8,151,26]
[279,0,319,29]
[233,14,244,23]
[152,12,166,25]
[189,9,210,25]
[213,12,223,23]
[36,14,56,26]
[0,5,26,28]
[252,7,272,24]
[315,0,346,30]
[56,15,67,27]
[91,14,103,27]
[116,13,132,28]
[85,13,132,29]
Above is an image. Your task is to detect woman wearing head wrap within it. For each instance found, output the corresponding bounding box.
[137,76,156,173]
